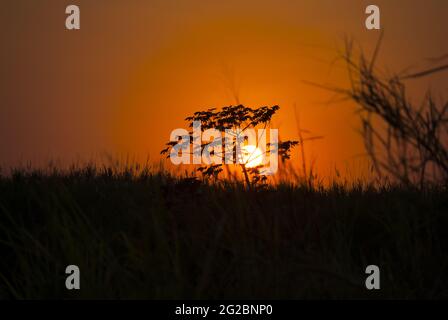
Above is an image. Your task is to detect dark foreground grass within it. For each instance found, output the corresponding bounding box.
[0,166,447,299]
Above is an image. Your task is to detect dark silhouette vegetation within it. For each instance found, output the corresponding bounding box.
[0,165,447,299]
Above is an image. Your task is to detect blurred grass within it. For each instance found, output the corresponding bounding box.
[0,164,447,299]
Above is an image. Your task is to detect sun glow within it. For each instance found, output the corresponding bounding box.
[241,145,264,168]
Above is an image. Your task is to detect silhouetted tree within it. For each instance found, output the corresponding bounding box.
[161,105,298,188]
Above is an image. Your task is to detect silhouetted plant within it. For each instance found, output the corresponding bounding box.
[314,37,448,187]
[161,105,298,188]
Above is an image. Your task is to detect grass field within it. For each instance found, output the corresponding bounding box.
[0,165,447,299]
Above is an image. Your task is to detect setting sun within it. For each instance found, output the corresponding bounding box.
[241,145,264,168]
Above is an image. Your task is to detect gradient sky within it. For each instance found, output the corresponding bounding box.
[1,0,447,177]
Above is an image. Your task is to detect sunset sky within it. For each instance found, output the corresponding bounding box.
[1,0,447,178]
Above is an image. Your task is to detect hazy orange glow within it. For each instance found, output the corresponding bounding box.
[1,1,447,181]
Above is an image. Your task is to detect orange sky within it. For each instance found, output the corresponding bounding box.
[1,0,447,179]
